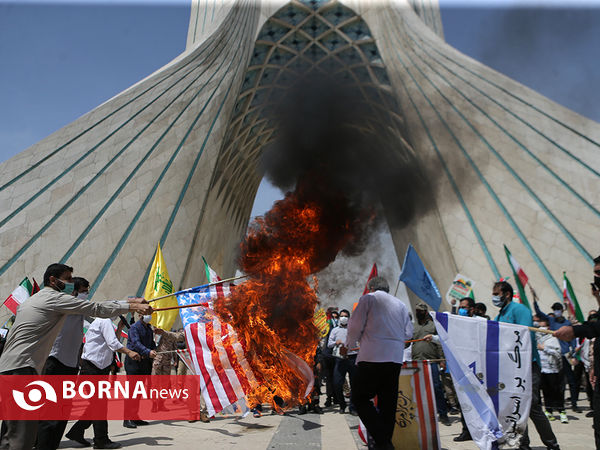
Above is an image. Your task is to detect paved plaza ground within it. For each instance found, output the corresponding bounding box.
[52,400,594,449]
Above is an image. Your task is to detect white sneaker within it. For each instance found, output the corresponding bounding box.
[559,411,568,423]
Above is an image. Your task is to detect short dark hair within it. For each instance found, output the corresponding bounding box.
[43,263,73,286]
[474,302,487,313]
[494,281,513,299]
[339,309,350,316]
[73,277,90,292]
[459,297,475,308]
[593,255,600,265]
[551,302,563,311]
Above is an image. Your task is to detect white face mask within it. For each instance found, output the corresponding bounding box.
[492,295,504,307]
[339,316,349,326]
[77,292,89,301]
[553,310,563,317]
[142,315,152,323]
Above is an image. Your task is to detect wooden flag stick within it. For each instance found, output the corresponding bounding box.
[528,326,554,334]
[147,274,248,303]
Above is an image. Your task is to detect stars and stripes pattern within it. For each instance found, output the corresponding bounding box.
[178,285,257,417]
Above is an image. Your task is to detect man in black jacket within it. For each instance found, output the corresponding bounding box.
[555,255,600,448]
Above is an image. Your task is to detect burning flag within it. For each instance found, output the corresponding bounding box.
[177,286,258,417]
[213,179,368,408]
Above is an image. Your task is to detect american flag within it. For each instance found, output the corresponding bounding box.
[177,286,257,417]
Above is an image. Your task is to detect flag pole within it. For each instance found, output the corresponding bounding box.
[152,302,211,312]
[1,316,13,329]
[393,278,401,296]
[147,274,248,303]
[528,326,554,334]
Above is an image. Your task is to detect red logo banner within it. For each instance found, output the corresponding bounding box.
[0,375,203,420]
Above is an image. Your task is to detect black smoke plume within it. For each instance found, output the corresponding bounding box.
[259,74,435,258]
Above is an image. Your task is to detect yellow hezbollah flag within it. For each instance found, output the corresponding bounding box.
[144,243,177,330]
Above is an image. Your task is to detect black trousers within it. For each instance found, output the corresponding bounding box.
[322,354,336,403]
[520,363,560,450]
[560,356,579,408]
[351,361,401,447]
[36,357,79,450]
[333,355,357,409]
[0,366,39,450]
[594,383,600,450]
[540,372,564,412]
[124,357,152,419]
[66,359,111,446]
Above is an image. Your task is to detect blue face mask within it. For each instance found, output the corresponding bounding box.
[458,308,469,317]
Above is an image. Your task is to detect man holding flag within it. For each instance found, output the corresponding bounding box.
[493,280,560,450]
[555,254,600,449]
[532,291,579,413]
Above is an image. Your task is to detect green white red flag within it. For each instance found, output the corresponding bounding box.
[202,256,233,298]
[563,272,585,323]
[3,277,39,314]
[503,245,530,309]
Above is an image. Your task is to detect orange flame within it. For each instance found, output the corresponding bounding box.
[214,180,368,408]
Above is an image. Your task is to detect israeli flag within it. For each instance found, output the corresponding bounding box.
[433,312,532,450]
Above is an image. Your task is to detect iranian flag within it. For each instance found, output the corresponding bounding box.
[503,245,530,309]
[3,277,37,314]
[202,256,234,298]
[563,272,585,323]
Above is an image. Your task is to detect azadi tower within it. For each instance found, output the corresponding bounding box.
[1,0,599,323]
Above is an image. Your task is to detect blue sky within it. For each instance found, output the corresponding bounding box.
[1,1,599,214]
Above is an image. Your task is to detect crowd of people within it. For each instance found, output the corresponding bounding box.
[301,258,600,450]
[2,259,600,450]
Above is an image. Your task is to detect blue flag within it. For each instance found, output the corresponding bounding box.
[398,244,442,311]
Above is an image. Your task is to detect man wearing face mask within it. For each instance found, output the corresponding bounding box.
[123,314,157,429]
[327,309,357,414]
[36,277,90,450]
[0,263,152,450]
[493,281,560,450]
[412,302,449,426]
[532,291,579,413]
[322,307,339,408]
[555,255,600,448]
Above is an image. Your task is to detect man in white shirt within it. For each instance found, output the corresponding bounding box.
[346,276,413,450]
[65,318,140,449]
[327,309,358,414]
